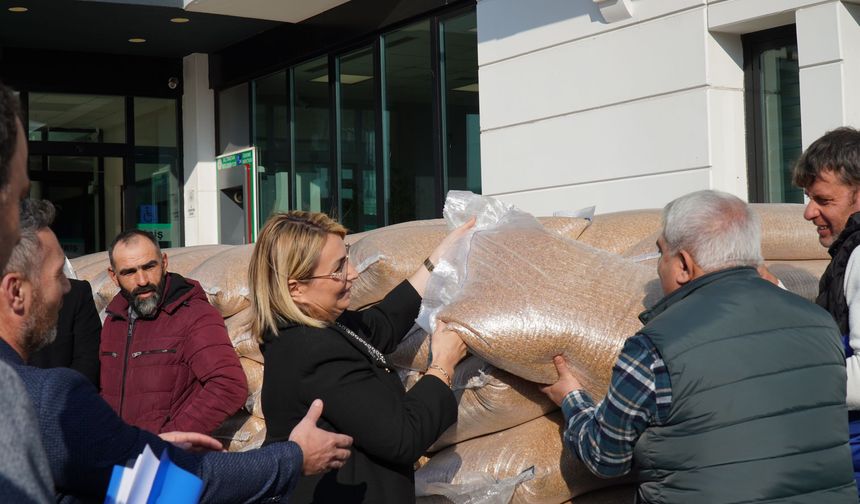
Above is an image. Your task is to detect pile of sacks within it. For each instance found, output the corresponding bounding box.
[70,199,827,503]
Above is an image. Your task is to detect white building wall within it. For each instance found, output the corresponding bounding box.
[181,53,219,246]
[476,0,860,215]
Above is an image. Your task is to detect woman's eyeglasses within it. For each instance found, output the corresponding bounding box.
[303,244,351,282]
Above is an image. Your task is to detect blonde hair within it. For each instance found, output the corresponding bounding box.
[248,211,347,341]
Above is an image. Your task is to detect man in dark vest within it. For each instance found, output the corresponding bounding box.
[542,189,856,503]
[794,126,860,494]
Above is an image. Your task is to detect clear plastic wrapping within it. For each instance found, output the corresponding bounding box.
[416,413,623,504]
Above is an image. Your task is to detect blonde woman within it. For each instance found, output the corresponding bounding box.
[249,211,472,503]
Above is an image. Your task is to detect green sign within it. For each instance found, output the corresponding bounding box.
[216,148,255,171]
[138,223,173,245]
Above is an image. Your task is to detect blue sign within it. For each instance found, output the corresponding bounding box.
[140,204,158,224]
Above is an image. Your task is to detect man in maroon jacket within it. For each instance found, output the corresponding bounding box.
[100,229,247,434]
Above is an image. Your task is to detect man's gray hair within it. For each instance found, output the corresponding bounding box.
[4,199,57,279]
[662,190,762,272]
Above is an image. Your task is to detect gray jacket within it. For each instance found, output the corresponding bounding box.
[0,358,53,503]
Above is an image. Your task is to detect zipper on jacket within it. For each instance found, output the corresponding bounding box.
[101,351,118,357]
[131,349,177,358]
[118,316,136,418]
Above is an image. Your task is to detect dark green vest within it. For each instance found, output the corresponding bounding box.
[633,267,855,504]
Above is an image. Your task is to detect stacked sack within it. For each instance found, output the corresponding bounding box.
[68,200,828,502]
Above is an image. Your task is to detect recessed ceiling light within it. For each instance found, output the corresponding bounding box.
[8,7,28,12]
[170,17,190,23]
[128,38,147,43]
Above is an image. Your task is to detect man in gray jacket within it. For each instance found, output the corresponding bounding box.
[543,190,856,503]
[0,80,53,503]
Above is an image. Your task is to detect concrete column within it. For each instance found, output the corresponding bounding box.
[797,1,860,148]
[181,53,219,246]
[705,31,748,199]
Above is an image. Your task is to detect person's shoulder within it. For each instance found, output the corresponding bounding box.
[265,324,341,360]
[14,363,94,407]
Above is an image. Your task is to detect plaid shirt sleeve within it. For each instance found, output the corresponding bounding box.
[560,333,672,478]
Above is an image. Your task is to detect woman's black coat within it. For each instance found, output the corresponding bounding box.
[261,281,457,503]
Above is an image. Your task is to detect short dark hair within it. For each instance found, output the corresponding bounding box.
[108,229,162,268]
[3,199,56,278]
[793,127,860,189]
[0,81,22,191]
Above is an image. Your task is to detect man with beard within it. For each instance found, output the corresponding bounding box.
[0,81,54,503]
[100,229,246,435]
[0,199,353,502]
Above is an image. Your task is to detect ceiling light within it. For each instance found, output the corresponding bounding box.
[170,17,190,23]
[453,83,479,92]
[128,38,147,43]
[310,74,372,84]
[8,7,28,12]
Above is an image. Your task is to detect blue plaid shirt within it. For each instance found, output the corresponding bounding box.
[560,333,672,478]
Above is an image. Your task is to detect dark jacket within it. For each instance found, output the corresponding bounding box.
[0,338,301,503]
[634,267,855,503]
[100,272,247,434]
[262,280,457,504]
[30,279,101,386]
[817,212,860,334]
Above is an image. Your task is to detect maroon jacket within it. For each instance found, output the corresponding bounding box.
[99,273,247,434]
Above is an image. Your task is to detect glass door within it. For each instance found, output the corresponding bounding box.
[28,155,123,257]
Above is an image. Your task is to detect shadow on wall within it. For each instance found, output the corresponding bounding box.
[477,0,604,45]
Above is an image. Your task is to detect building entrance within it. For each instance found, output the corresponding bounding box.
[25,92,181,256]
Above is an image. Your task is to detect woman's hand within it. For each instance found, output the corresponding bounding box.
[426,322,468,388]
[408,217,476,297]
[428,217,476,265]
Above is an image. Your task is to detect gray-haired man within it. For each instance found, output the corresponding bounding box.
[542,190,855,503]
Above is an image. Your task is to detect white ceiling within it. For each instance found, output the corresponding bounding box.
[183,0,350,23]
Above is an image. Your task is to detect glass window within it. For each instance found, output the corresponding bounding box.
[134,159,181,248]
[441,11,481,194]
[745,28,802,203]
[337,46,378,232]
[218,83,250,155]
[293,57,333,214]
[28,93,125,143]
[134,98,177,147]
[383,20,436,223]
[253,71,290,223]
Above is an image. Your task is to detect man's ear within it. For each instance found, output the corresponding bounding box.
[107,266,119,288]
[0,273,28,316]
[162,252,168,271]
[676,249,696,285]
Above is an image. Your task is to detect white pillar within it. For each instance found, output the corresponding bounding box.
[181,53,219,246]
[797,1,860,148]
[705,31,748,200]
